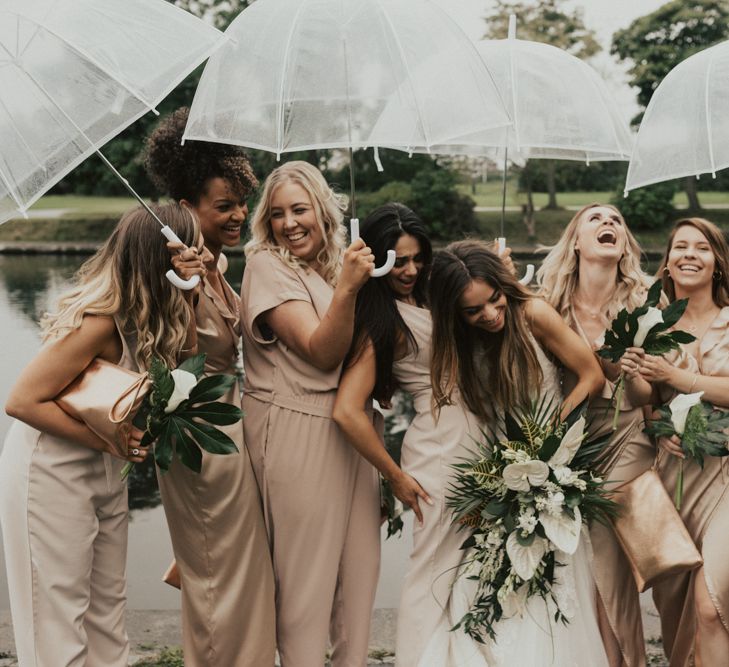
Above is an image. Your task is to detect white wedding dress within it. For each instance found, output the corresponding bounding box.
[417,343,609,667]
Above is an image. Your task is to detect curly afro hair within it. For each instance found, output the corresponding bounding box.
[143,107,258,204]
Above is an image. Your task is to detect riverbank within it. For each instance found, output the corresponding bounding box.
[0,601,668,666]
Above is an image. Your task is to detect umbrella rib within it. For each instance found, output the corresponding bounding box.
[275,0,310,158]
[581,61,626,158]
[373,0,433,147]
[705,47,717,177]
[17,14,158,113]
[0,156,27,214]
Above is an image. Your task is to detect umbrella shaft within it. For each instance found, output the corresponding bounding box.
[348,146,356,220]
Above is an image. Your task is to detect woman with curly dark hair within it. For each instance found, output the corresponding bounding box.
[143,107,275,667]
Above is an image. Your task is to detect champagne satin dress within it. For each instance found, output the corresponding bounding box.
[653,307,729,667]
[156,273,276,667]
[568,314,654,667]
[391,301,483,667]
[240,250,381,667]
[0,317,132,667]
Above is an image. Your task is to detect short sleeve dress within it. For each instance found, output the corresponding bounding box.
[240,249,381,667]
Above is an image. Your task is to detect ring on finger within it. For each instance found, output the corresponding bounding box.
[132,447,140,456]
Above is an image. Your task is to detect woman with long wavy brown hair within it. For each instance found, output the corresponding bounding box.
[538,203,655,667]
[0,203,203,667]
[426,239,607,665]
[632,218,729,667]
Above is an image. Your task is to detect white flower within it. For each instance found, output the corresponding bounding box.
[545,491,565,517]
[506,532,549,580]
[503,460,550,492]
[517,510,538,536]
[164,368,198,414]
[549,416,586,467]
[540,506,582,554]
[669,391,704,435]
[633,306,664,347]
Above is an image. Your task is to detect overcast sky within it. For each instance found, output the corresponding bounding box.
[430,0,671,120]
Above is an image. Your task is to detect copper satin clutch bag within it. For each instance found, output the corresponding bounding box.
[55,358,151,459]
[612,468,703,592]
[163,560,182,590]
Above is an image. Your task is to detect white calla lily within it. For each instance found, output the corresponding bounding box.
[506,532,549,581]
[549,416,586,467]
[540,506,582,554]
[503,460,550,492]
[164,368,198,414]
[669,391,705,435]
[633,306,664,347]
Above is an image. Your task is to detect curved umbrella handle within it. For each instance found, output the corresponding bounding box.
[350,218,396,278]
[497,237,534,286]
[161,225,201,291]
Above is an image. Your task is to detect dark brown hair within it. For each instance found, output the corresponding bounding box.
[429,240,542,420]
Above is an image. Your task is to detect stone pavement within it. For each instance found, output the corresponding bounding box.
[0,598,668,666]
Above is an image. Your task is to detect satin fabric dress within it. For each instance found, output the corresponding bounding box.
[240,250,381,667]
[156,273,276,667]
[418,337,610,667]
[567,313,654,667]
[653,306,729,667]
[0,318,132,667]
[391,302,483,667]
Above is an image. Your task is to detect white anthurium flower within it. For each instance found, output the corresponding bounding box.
[506,532,549,581]
[548,416,586,467]
[633,306,664,347]
[503,460,550,492]
[164,368,198,414]
[392,498,404,519]
[540,506,582,555]
[669,391,705,435]
[500,582,530,618]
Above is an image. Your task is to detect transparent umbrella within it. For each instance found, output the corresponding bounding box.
[625,40,729,194]
[184,0,512,276]
[0,0,224,287]
[379,16,633,282]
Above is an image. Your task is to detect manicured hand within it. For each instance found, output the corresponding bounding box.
[115,424,150,462]
[639,353,674,384]
[658,434,684,459]
[391,470,433,525]
[620,347,646,380]
[167,241,207,282]
[339,238,375,292]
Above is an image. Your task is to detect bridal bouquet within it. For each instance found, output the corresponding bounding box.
[597,280,695,429]
[122,353,241,479]
[644,392,729,509]
[447,400,618,642]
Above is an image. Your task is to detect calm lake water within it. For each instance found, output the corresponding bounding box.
[0,254,413,611]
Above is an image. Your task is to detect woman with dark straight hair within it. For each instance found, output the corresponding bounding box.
[425,239,607,666]
[334,206,511,667]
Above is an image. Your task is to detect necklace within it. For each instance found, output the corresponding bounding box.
[682,308,720,339]
[573,298,608,321]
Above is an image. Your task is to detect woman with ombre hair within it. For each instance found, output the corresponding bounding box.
[538,203,655,667]
[241,161,380,667]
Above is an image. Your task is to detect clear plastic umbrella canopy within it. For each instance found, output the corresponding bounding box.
[625,40,729,194]
[183,0,512,157]
[0,0,223,224]
[382,25,633,162]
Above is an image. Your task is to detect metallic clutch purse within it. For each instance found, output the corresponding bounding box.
[612,468,703,592]
[55,358,151,459]
[162,560,182,590]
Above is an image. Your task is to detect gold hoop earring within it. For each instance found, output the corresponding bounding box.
[714,270,723,281]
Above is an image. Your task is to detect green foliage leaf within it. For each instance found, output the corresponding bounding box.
[504,412,525,443]
[646,279,663,306]
[179,401,243,425]
[153,420,175,472]
[181,419,239,455]
[177,354,207,379]
[175,432,203,474]
[187,374,236,404]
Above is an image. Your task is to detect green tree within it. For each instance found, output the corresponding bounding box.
[172,0,252,30]
[483,0,601,218]
[612,0,729,210]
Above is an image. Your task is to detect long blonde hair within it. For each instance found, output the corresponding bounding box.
[429,240,543,420]
[537,203,651,324]
[245,161,347,286]
[42,203,198,370]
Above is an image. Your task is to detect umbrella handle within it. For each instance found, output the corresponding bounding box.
[350,218,396,278]
[160,226,201,291]
[497,237,534,286]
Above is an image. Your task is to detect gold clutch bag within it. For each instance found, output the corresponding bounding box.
[612,467,703,592]
[55,358,151,459]
[162,560,182,590]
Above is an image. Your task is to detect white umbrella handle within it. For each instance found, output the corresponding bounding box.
[350,218,396,278]
[498,237,534,286]
[161,225,201,291]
